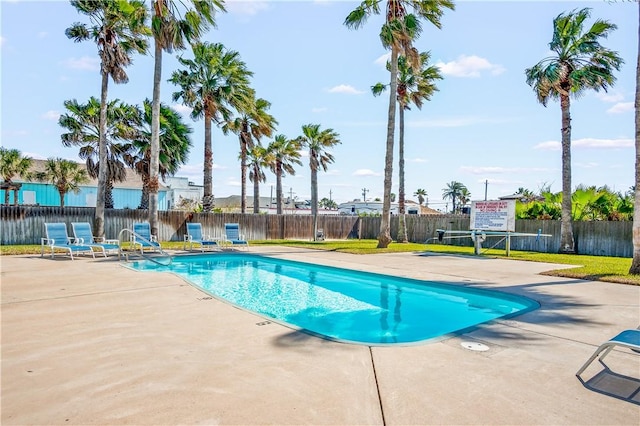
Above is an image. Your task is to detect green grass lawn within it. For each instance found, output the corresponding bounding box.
[4,239,638,285]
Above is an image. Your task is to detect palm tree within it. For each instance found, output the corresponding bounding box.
[442,181,466,214]
[525,8,623,254]
[59,97,139,208]
[299,124,341,241]
[0,148,33,205]
[246,144,270,214]
[148,0,223,235]
[630,3,640,274]
[345,0,454,248]
[170,41,253,212]
[66,0,148,238]
[458,187,471,212]
[222,94,278,213]
[36,158,89,208]
[373,51,442,242]
[125,99,193,209]
[266,135,302,215]
[414,188,427,206]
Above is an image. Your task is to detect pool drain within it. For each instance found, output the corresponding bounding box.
[461,341,489,351]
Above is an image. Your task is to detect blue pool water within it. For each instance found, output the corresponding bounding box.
[129,254,538,345]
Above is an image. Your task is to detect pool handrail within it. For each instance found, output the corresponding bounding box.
[118,227,173,266]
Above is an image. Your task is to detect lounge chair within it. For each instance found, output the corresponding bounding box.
[131,222,161,254]
[71,222,119,257]
[223,223,249,250]
[576,329,640,377]
[184,222,220,252]
[41,222,96,260]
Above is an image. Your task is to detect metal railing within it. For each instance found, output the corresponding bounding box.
[117,228,173,266]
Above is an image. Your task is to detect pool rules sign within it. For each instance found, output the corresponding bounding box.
[470,200,516,232]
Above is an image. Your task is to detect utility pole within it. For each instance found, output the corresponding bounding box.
[289,187,294,214]
[484,179,488,201]
[362,188,368,203]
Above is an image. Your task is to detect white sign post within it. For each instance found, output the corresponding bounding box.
[469,200,516,254]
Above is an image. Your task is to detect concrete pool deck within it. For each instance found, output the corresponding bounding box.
[2,247,639,425]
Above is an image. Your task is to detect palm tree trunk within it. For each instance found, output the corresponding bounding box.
[630,3,640,274]
[377,46,398,248]
[4,187,9,205]
[311,160,318,241]
[203,111,214,213]
[240,131,248,213]
[398,102,408,243]
[94,70,109,239]
[139,174,150,209]
[105,179,114,209]
[276,163,283,215]
[149,39,162,235]
[253,166,260,214]
[59,190,65,208]
[559,92,575,254]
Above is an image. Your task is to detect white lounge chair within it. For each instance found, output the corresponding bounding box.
[184,223,220,252]
[223,223,248,250]
[71,222,119,257]
[576,329,640,377]
[41,222,96,260]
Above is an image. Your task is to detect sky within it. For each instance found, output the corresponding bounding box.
[1,0,637,210]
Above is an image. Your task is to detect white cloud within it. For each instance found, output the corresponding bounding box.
[534,140,561,151]
[172,103,192,116]
[353,169,380,177]
[37,31,48,38]
[408,157,427,163]
[41,110,60,121]
[607,102,633,114]
[63,56,100,71]
[534,138,633,151]
[573,138,633,149]
[328,84,364,95]
[436,55,505,78]
[374,52,391,67]
[0,36,5,50]
[312,107,328,113]
[225,1,269,16]
[595,92,624,103]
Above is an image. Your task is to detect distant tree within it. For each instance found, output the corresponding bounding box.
[125,100,193,209]
[414,188,427,206]
[525,7,623,253]
[66,0,148,237]
[298,124,341,241]
[442,181,466,214]
[266,135,302,215]
[319,197,338,210]
[223,94,277,213]
[0,148,33,205]
[458,187,471,210]
[59,97,138,209]
[36,158,89,208]
[170,41,253,212]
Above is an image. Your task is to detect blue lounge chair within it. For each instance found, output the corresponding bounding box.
[132,222,161,254]
[41,222,95,260]
[71,222,119,257]
[224,223,248,250]
[184,223,220,252]
[576,329,640,377]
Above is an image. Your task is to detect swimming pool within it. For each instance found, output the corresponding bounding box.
[128,254,538,345]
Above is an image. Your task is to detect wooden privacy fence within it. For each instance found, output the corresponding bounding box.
[0,206,633,257]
